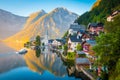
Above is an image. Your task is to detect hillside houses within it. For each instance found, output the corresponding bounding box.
[87,22,104,36]
[68,34,82,51]
[48,22,104,54]
[107,10,120,22]
[68,23,85,35]
[67,22,104,59]
[48,39,66,47]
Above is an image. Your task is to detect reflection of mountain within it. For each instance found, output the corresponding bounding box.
[0,54,26,73]
[0,42,26,73]
[0,9,27,40]
[5,7,78,42]
[24,50,67,76]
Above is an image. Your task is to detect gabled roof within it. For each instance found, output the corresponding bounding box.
[88,23,97,29]
[49,38,66,44]
[76,51,85,55]
[88,22,104,29]
[69,35,82,42]
[56,39,62,42]
[69,23,85,31]
[86,40,96,46]
[76,58,90,64]
[48,39,54,43]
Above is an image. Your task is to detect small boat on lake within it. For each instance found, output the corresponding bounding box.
[16,48,28,55]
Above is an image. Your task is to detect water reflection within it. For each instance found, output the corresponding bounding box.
[24,50,67,77]
[35,47,41,57]
[0,42,26,73]
[0,42,81,79]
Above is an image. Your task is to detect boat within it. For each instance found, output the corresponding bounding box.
[16,48,28,55]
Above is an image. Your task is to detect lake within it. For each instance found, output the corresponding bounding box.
[0,43,81,80]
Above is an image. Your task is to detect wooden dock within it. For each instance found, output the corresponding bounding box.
[76,66,96,80]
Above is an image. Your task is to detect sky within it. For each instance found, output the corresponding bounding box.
[0,0,96,17]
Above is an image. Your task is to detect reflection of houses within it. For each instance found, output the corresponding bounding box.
[67,66,75,76]
[107,10,120,22]
[88,22,104,35]
[25,53,67,77]
[41,35,48,45]
[68,34,82,52]
[69,23,85,35]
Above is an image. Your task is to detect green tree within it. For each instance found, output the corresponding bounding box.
[76,43,82,51]
[67,52,76,59]
[35,48,41,57]
[35,35,41,46]
[63,44,68,56]
[75,0,120,25]
[93,15,120,80]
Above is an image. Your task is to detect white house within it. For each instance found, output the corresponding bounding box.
[68,34,82,52]
[52,39,62,47]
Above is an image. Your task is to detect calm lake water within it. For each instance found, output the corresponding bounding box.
[0,43,81,80]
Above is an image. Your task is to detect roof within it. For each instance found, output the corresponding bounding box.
[79,30,85,34]
[76,58,90,64]
[88,23,97,29]
[76,51,85,55]
[48,39,53,43]
[49,38,66,44]
[69,35,82,42]
[97,22,104,27]
[56,39,62,42]
[88,22,104,29]
[69,23,85,31]
[86,40,96,46]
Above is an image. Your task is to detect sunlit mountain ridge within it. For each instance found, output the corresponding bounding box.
[5,7,78,43]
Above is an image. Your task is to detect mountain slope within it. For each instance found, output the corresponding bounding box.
[75,0,120,25]
[91,0,101,10]
[0,9,27,39]
[5,7,78,42]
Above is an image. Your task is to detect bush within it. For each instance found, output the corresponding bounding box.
[67,52,76,59]
[76,43,82,51]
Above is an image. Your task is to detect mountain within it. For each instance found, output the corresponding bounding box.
[5,7,78,42]
[75,0,120,25]
[0,9,27,39]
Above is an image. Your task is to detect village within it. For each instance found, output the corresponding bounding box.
[23,10,120,80]
[23,22,104,79]
[47,22,104,79]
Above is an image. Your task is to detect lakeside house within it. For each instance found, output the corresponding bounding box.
[67,23,86,52]
[48,39,66,47]
[82,40,96,52]
[75,58,91,68]
[68,34,82,52]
